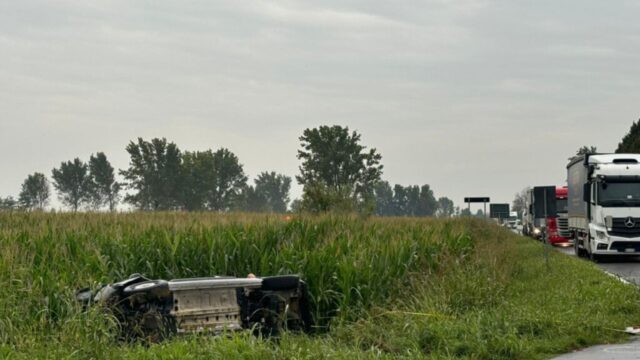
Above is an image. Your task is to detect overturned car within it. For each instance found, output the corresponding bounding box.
[76,273,313,341]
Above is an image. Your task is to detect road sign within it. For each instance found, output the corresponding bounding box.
[489,204,510,219]
[464,197,490,203]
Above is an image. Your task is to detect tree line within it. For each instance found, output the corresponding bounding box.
[1,125,455,216]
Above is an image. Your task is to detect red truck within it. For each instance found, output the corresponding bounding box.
[546,186,571,244]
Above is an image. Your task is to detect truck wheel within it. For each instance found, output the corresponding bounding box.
[585,236,599,262]
[574,236,586,257]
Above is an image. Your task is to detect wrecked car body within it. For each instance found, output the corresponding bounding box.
[76,274,313,341]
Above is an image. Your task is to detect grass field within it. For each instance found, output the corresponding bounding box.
[0,213,639,359]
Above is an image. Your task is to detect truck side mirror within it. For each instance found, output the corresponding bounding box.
[583,184,591,202]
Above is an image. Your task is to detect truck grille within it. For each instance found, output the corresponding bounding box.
[557,218,570,237]
[610,218,640,238]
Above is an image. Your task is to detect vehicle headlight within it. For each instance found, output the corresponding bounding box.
[533,228,541,235]
[595,230,607,240]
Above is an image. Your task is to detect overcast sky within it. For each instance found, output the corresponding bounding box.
[1,0,639,210]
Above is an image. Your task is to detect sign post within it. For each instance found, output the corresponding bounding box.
[464,197,491,218]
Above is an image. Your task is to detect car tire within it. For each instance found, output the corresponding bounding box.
[123,280,170,299]
[261,276,300,291]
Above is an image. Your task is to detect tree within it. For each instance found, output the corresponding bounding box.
[374,181,394,216]
[120,138,183,210]
[181,150,216,211]
[0,196,17,211]
[392,184,408,216]
[577,146,598,155]
[512,187,530,219]
[297,125,383,213]
[475,209,485,217]
[569,146,598,161]
[253,172,291,213]
[290,199,303,213]
[237,185,268,213]
[436,197,455,217]
[617,120,640,153]
[52,158,93,211]
[207,148,247,211]
[417,184,437,216]
[460,208,472,216]
[19,172,50,210]
[89,152,120,211]
[300,182,355,213]
[405,185,421,216]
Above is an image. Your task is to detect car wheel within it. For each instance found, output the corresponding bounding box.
[261,276,300,291]
[123,280,170,299]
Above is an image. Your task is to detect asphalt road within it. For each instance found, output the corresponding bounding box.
[551,245,640,359]
[555,246,640,285]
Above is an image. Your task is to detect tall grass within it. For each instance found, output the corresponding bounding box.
[0,213,471,344]
[1,212,639,359]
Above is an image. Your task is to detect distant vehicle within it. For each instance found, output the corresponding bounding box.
[522,186,570,244]
[505,218,520,229]
[522,188,545,239]
[568,153,640,260]
[76,274,313,341]
[547,186,571,244]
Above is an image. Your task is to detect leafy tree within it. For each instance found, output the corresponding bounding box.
[89,152,120,211]
[512,187,530,219]
[384,184,438,217]
[253,172,291,213]
[405,186,421,216]
[417,184,437,216]
[181,150,216,211]
[180,148,247,212]
[300,182,355,213]
[207,148,247,211]
[569,146,598,161]
[120,138,183,210]
[374,181,394,216]
[436,197,455,217]
[290,199,303,213]
[460,208,472,216]
[52,158,93,211]
[392,184,407,216]
[297,125,383,213]
[577,146,598,155]
[237,185,268,213]
[475,209,485,217]
[0,196,17,211]
[617,119,640,153]
[19,172,50,210]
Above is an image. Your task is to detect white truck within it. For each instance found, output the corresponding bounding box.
[568,153,640,260]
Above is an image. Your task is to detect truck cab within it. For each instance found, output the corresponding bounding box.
[546,186,571,244]
[568,154,640,259]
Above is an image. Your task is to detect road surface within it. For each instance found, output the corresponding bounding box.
[552,245,640,359]
[555,246,640,285]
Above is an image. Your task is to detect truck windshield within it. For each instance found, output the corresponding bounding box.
[556,199,568,213]
[599,182,640,206]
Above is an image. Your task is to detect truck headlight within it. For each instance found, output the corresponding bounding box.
[595,230,607,240]
[533,228,541,235]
